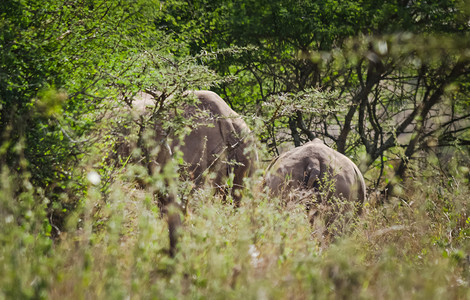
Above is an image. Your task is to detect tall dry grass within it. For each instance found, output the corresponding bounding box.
[1,155,469,299]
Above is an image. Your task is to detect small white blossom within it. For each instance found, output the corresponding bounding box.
[5,215,14,224]
[87,171,101,186]
[248,244,263,268]
[377,40,388,55]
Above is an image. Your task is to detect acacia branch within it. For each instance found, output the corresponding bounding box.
[384,59,469,198]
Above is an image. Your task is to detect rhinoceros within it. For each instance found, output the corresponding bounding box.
[127,90,256,205]
[264,139,366,213]
[117,90,256,256]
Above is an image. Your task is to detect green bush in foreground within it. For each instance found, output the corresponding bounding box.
[1,157,469,299]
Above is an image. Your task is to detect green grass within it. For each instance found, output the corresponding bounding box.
[1,162,470,299]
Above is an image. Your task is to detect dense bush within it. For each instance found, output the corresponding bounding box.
[1,0,470,298]
[1,157,470,298]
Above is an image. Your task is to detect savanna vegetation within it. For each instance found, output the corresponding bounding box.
[1,0,470,298]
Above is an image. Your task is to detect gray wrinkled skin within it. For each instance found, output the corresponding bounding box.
[172,91,255,189]
[132,90,256,204]
[265,139,366,210]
